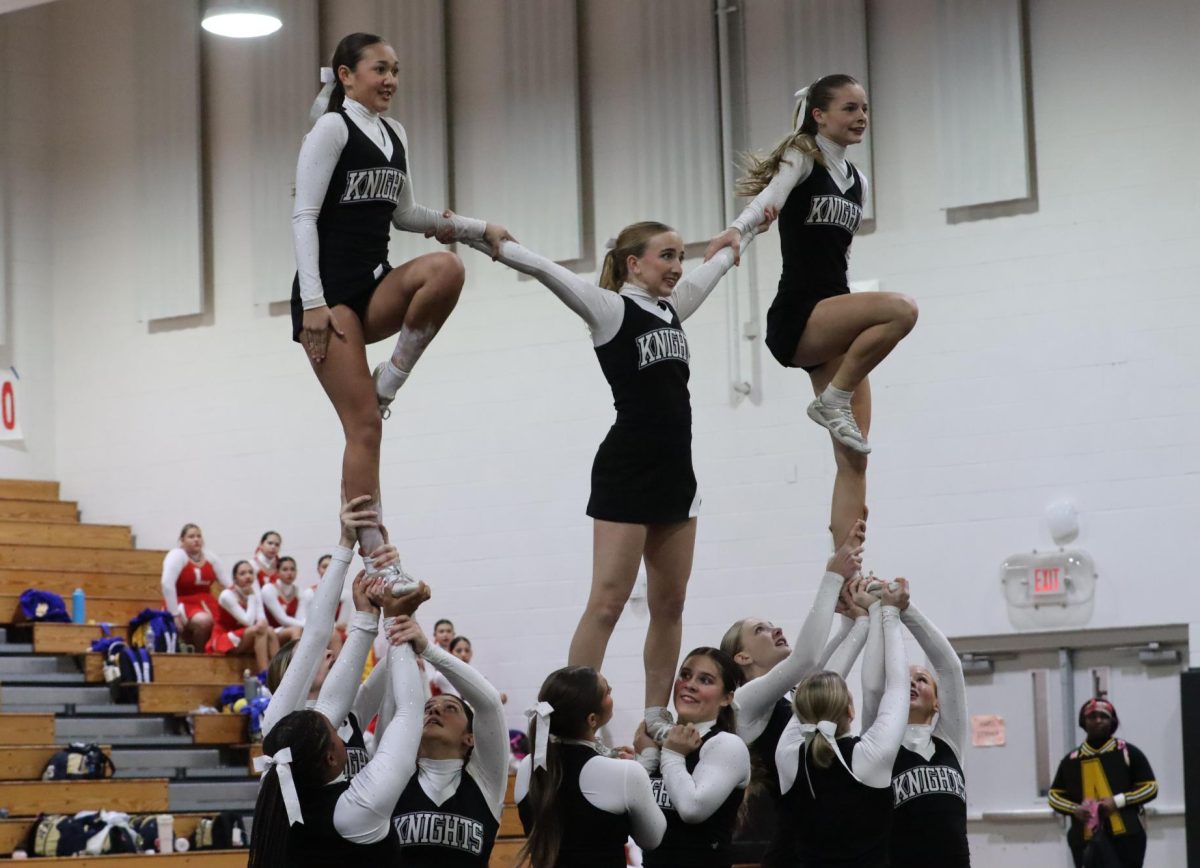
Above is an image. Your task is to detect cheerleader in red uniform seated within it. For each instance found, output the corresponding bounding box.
[262,556,306,644]
[208,559,279,673]
[161,523,228,653]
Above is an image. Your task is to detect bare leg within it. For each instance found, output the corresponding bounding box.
[364,251,466,405]
[567,520,647,670]
[810,358,872,546]
[641,519,698,710]
[791,291,918,388]
[186,612,213,652]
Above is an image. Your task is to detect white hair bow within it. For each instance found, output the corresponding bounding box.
[793,86,811,130]
[253,747,304,825]
[309,67,337,126]
[525,701,555,770]
[798,719,860,795]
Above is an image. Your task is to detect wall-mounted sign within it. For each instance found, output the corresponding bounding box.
[0,371,22,443]
[971,714,1006,747]
[1001,549,1097,630]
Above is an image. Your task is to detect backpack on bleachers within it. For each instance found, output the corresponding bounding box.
[18,588,71,623]
[130,814,169,850]
[30,811,141,856]
[191,811,248,849]
[129,608,178,653]
[41,742,115,780]
[91,630,152,702]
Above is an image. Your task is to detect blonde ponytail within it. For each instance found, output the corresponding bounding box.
[597,221,674,293]
[792,671,852,770]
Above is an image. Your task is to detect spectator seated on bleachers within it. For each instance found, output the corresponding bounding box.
[252,531,282,587]
[208,560,278,674]
[260,556,305,645]
[161,523,228,653]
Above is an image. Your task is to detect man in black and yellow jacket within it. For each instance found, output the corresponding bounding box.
[1049,697,1158,867]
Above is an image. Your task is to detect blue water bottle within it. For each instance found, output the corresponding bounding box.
[71,588,86,624]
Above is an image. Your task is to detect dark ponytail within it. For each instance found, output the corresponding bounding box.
[326,32,386,114]
[248,710,335,868]
[517,666,607,868]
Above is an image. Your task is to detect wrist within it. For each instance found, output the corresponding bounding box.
[350,610,378,633]
[301,298,328,312]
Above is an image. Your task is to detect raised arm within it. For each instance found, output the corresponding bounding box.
[160,549,184,618]
[333,636,424,844]
[851,587,909,788]
[351,652,389,728]
[670,224,762,322]
[902,602,966,759]
[822,614,869,679]
[465,238,626,345]
[313,576,380,729]
[659,731,750,823]
[386,617,509,818]
[731,148,814,237]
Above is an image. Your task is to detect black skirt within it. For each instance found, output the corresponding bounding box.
[587,424,698,524]
[290,264,393,342]
[764,284,850,372]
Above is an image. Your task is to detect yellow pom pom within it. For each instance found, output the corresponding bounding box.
[232,698,248,713]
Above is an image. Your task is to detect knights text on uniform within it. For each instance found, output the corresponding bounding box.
[805,195,863,235]
[892,764,967,807]
[393,812,485,854]
[651,778,675,811]
[340,167,405,205]
[636,328,690,369]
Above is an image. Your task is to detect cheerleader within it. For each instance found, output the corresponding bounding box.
[706,74,917,546]
[248,581,427,867]
[261,556,306,644]
[515,666,666,867]
[253,530,282,586]
[858,586,970,868]
[466,213,773,740]
[292,32,512,593]
[633,648,750,868]
[160,523,227,653]
[380,616,508,865]
[718,520,866,866]
[208,560,278,673]
[775,579,910,867]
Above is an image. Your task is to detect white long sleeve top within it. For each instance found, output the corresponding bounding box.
[261,581,306,628]
[160,548,227,617]
[730,134,870,238]
[465,226,761,348]
[332,637,426,843]
[216,586,264,627]
[391,643,510,820]
[861,603,967,764]
[262,545,353,737]
[641,721,751,824]
[733,570,845,746]
[776,602,908,793]
[292,96,487,310]
[514,743,667,850]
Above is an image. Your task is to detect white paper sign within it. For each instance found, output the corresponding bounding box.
[0,372,23,442]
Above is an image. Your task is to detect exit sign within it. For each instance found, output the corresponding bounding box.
[1033,567,1061,595]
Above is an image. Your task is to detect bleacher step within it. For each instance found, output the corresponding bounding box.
[0,672,88,685]
[0,654,80,676]
[110,747,228,770]
[1,683,116,706]
[57,714,175,739]
[0,640,38,655]
[168,780,259,812]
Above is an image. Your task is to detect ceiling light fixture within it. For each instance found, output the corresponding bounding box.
[201,2,281,38]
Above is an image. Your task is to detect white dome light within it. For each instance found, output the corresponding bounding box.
[202,7,281,38]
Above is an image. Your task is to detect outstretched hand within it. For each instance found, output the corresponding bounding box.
[338,489,378,548]
[703,227,742,264]
[827,518,866,579]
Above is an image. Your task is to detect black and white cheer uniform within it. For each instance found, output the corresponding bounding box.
[730,134,867,369]
[731,571,869,866]
[515,740,666,867]
[273,640,423,865]
[291,96,487,340]
[389,643,508,866]
[466,231,758,523]
[860,603,971,868]
[775,601,908,868]
[640,720,750,868]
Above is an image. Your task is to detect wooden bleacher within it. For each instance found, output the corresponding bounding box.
[0,479,248,865]
[0,478,533,865]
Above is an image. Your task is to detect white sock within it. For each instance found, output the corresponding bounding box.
[375,360,409,399]
[821,384,854,409]
[644,705,672,728]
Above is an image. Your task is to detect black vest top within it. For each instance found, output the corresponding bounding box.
[782,736,893,868]
[777,160,864,293]
[314,111,409,291]
[594,295,691,432]
[644,727,745,868]
[517,743,634,868]
[285,778,400,866]
[889,736,970,868]
[737,698,796,867]
[391,765,498,866]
